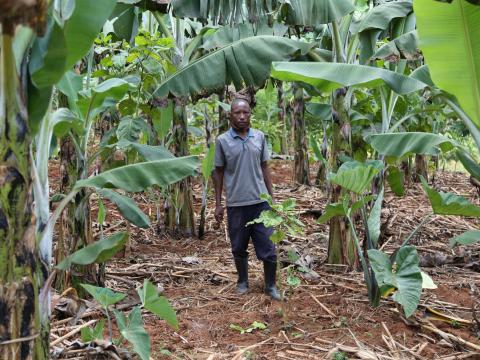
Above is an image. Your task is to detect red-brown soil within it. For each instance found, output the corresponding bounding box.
[51,160,480,359]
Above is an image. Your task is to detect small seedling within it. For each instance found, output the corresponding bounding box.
[229,321,267,334]
[333,351,349,360]
[248,193,304,324]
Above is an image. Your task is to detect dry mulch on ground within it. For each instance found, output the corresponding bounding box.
[51,161,480,359]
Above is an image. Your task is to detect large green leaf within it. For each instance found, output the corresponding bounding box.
[456,148,480,181]
[271,62,427,95]
[373,30,419,61]
[318,195,374,223]
[155,36,313,98]
[127,142,175,161]
[77,78,134,120]
[57,232,128,270]
[109,3,138,42]
[305,103,332,120]
[117,116,147,142]
[450,230,480,247]
[410,65,435,88]
[63,0,117,71]
[137,280,178,330]
[81,284,126,308]
[202,144,216,180]
[353,1,413,63]
[367,188,383,248]
[201,20,287,51]
[365,132,455,158]
[330,161,380,194]
[352,1,413,34]
[114,307,150,360]
[56,70,83,101]
[277,0,355,26]
[386,166,405,197]
[75,156,199,192]
[97,189,150,228]
[29,20,67,88]
[172,0,277,23]
[415,0,480,124]
[151,101,173,141]
[368,246,422,318]
[420,177,480,217]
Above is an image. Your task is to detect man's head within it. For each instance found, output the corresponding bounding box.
[230,98,251,132]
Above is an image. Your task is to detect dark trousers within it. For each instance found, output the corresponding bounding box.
[227,202,276,263]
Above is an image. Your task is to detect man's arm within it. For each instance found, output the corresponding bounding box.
[261,161,274,199]
[213,166,225,223]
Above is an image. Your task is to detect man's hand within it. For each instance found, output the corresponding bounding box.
[215,205,225,224]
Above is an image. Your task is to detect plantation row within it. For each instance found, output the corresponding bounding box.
[0,0,479,359]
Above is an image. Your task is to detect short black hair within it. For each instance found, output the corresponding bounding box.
[231,97,250,109]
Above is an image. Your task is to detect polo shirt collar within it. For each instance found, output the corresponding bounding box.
[229,127,254,139]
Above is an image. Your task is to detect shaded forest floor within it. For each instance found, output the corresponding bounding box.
[51,161,480,359]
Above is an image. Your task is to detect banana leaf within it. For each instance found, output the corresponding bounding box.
[420,177,480,217]
[75,156,199,192]
[415,0,480,125]
[271,62,427,95]
[277,0,355,26]
[365,132,455,158]
[155,36,313,99]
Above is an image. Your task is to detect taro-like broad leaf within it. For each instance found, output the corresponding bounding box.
[420,177,480,217]
[368,246,423,318]
[57,232,128,270]
[449,230,480,247]
[114,307,150,360]
[137,280,178,330]
[421,272,437,290]
[330,161,379,194]
[97,189,150,228]
[81,284,126,308]
[318,195,374,223]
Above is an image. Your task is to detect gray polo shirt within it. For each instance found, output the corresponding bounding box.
[215,128,270,207]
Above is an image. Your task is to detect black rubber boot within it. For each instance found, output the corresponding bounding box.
[234,257,249,294]
[263,261,281,301]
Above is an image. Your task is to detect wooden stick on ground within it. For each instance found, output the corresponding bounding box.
[50,319,98,347]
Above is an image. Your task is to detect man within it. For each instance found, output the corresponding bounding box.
[213,98,281,301]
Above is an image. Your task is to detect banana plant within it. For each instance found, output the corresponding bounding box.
[318,161,435,317]
[0,0,119,356]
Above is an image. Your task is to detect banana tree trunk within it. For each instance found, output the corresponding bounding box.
[55,98,95,290]
[218,87,229,135]
[327,90,358,268]
[0,29,49,360]
[414,154,428,183]
[292,83,310,185]
[166,97,195,236]
[276,81,288,155]
[198,111,212,239]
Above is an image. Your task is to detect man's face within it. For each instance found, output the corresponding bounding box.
[230,101,251,131]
